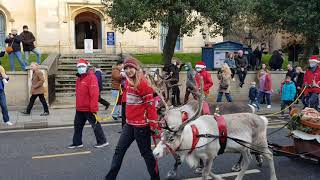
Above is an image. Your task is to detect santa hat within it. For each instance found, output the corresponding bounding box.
[309,56,320,63]
[195,61,206,69]
[124,58,140,70]
[77,58,90,67]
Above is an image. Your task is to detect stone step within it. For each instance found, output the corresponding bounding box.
[55,71,112,75]
[59,59,117,64]
[60,54,120,58]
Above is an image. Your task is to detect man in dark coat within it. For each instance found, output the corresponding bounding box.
[235,50,248,87]
[20,25,41,64]
[268,50,284,70]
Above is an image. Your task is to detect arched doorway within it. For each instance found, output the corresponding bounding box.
[0,12,5,48]
[75,11,102,49]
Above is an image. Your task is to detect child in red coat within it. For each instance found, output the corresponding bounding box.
[194,61,213,97]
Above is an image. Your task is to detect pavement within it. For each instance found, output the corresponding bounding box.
[0,92,304,131]
[0,125,319,180]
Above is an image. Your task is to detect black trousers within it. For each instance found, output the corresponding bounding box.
[121,102,126,127]
[26,94,49,113]
[281,100,293,115]
[237,69,247,84]
[99,95,110,107]
[171,84,181,106]
[184,87,197,104]
[105,124,159,180]
[72,111,107,145]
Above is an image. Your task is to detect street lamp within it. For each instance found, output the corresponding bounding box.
[245,30,256,48]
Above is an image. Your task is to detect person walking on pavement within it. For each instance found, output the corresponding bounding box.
[183,62,197,104]
[68,59,108,149]
[105,58,160,180]
[94,64,110,110]
[235,50,248,88]
[0,49,13,125]
[5,28,27,71]
[20,25,41,64]
[195,61,213,99]
[21,62,49,116]
[111,60,124,120]
[257,64,273,109]
[216,63,233,102]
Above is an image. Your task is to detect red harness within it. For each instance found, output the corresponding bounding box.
[188,115,228,154]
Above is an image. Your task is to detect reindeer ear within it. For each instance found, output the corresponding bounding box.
[181,111,189,122]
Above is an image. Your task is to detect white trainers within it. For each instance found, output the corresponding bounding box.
[5,121,13,126]
[68,144,84,149]
[267,105,272,109]
[94,142,109,148]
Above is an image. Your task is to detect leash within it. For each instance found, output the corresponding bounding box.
[260,86,307,117]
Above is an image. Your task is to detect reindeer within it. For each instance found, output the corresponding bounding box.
[153,108,278,180]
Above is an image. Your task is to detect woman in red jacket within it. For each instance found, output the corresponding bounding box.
[105,58,160,180]
[68,59,108,149]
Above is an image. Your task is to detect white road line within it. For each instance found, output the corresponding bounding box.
[0,123,121,134]
[32,151,91,159]
[184,169,261,180]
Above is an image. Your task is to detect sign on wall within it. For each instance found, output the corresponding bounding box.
[107,32,115,46]
[214,50,228,68]
[84,39,93,53]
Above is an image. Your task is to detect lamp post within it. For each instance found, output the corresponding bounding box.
[245,30,255,48]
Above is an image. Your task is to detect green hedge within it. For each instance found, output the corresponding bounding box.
[0,53,48,71]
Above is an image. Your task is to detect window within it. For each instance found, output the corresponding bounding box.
[160,24,182,51]
[0,12,5,49]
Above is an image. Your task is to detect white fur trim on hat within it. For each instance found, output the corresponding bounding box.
[195,64,206,69]
[77,63,88,67]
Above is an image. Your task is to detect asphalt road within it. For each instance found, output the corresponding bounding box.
[0,123,319,180]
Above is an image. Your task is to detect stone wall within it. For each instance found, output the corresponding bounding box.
[5,72,29,107]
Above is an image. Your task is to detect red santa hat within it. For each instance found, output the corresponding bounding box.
[309,56,320,63]
[195,61,206,69]
[77,58,90,67]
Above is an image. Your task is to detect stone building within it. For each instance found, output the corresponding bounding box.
[0,0,223,54]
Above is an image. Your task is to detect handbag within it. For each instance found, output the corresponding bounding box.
[5,39,14,54]
[219,82,229,90]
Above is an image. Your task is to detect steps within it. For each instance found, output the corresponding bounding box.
[55,54,120,97]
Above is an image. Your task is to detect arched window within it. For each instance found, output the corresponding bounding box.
[0,12,5,48]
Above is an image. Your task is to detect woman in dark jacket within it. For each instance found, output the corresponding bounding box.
[294,66,305,103]
[5,29,27,71]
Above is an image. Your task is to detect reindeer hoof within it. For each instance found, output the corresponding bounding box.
[166,170,177,180]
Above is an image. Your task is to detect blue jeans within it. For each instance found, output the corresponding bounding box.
[216,92,233,102]
[258,91,271,106]
[25,48,41,64]
[249,99,260,110]
[111,90,121,118]
[0,90,9,122]
[9,51,27,71]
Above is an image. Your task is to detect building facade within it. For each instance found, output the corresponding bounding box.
[0,0,223,54]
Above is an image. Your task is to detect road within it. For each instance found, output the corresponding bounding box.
[0,121,319,180]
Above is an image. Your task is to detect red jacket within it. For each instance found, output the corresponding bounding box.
[76,71,99,113]
[264,73,272,91]
[303,66,320,95]
[125,78,158,127]
[195,70,213,94]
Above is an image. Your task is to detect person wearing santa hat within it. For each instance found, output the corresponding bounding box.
[194,61,213,97]
[105,57,160,180]
[68,58,108,149]
[303,55,320,110]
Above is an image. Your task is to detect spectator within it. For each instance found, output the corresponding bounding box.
[20,25,41,64]
[286,64,296,81]
[94,64,110,110]
[224,52,236,81]
[21,62,49,116]
[235,50,248,88]
[184,62,197,104]
[111,60,124,120]
[268,50,284,71]
[303,56,320,109]
[166,60,183,106]
[248,81,260,111]
[253,46,262,70]
[257,64,273,109]
[294,66,305,103]
[216,63,232,102]
[195,61,213,98]
[105,58,160,180]
[280,76,296,116]
[5,28,27,71]
[0,49,12,125]
[68,59,108,149]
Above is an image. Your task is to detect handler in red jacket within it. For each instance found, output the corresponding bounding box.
[303,55,320,109]
[195,61,213,97]
[105,58,160,180]
[68,59,108,149]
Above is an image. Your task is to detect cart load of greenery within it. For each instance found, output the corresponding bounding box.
[289,108,320,135]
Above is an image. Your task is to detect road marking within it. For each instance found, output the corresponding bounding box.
[32,151,91,160]
[184,169,261,180]
[0,123,121,134]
